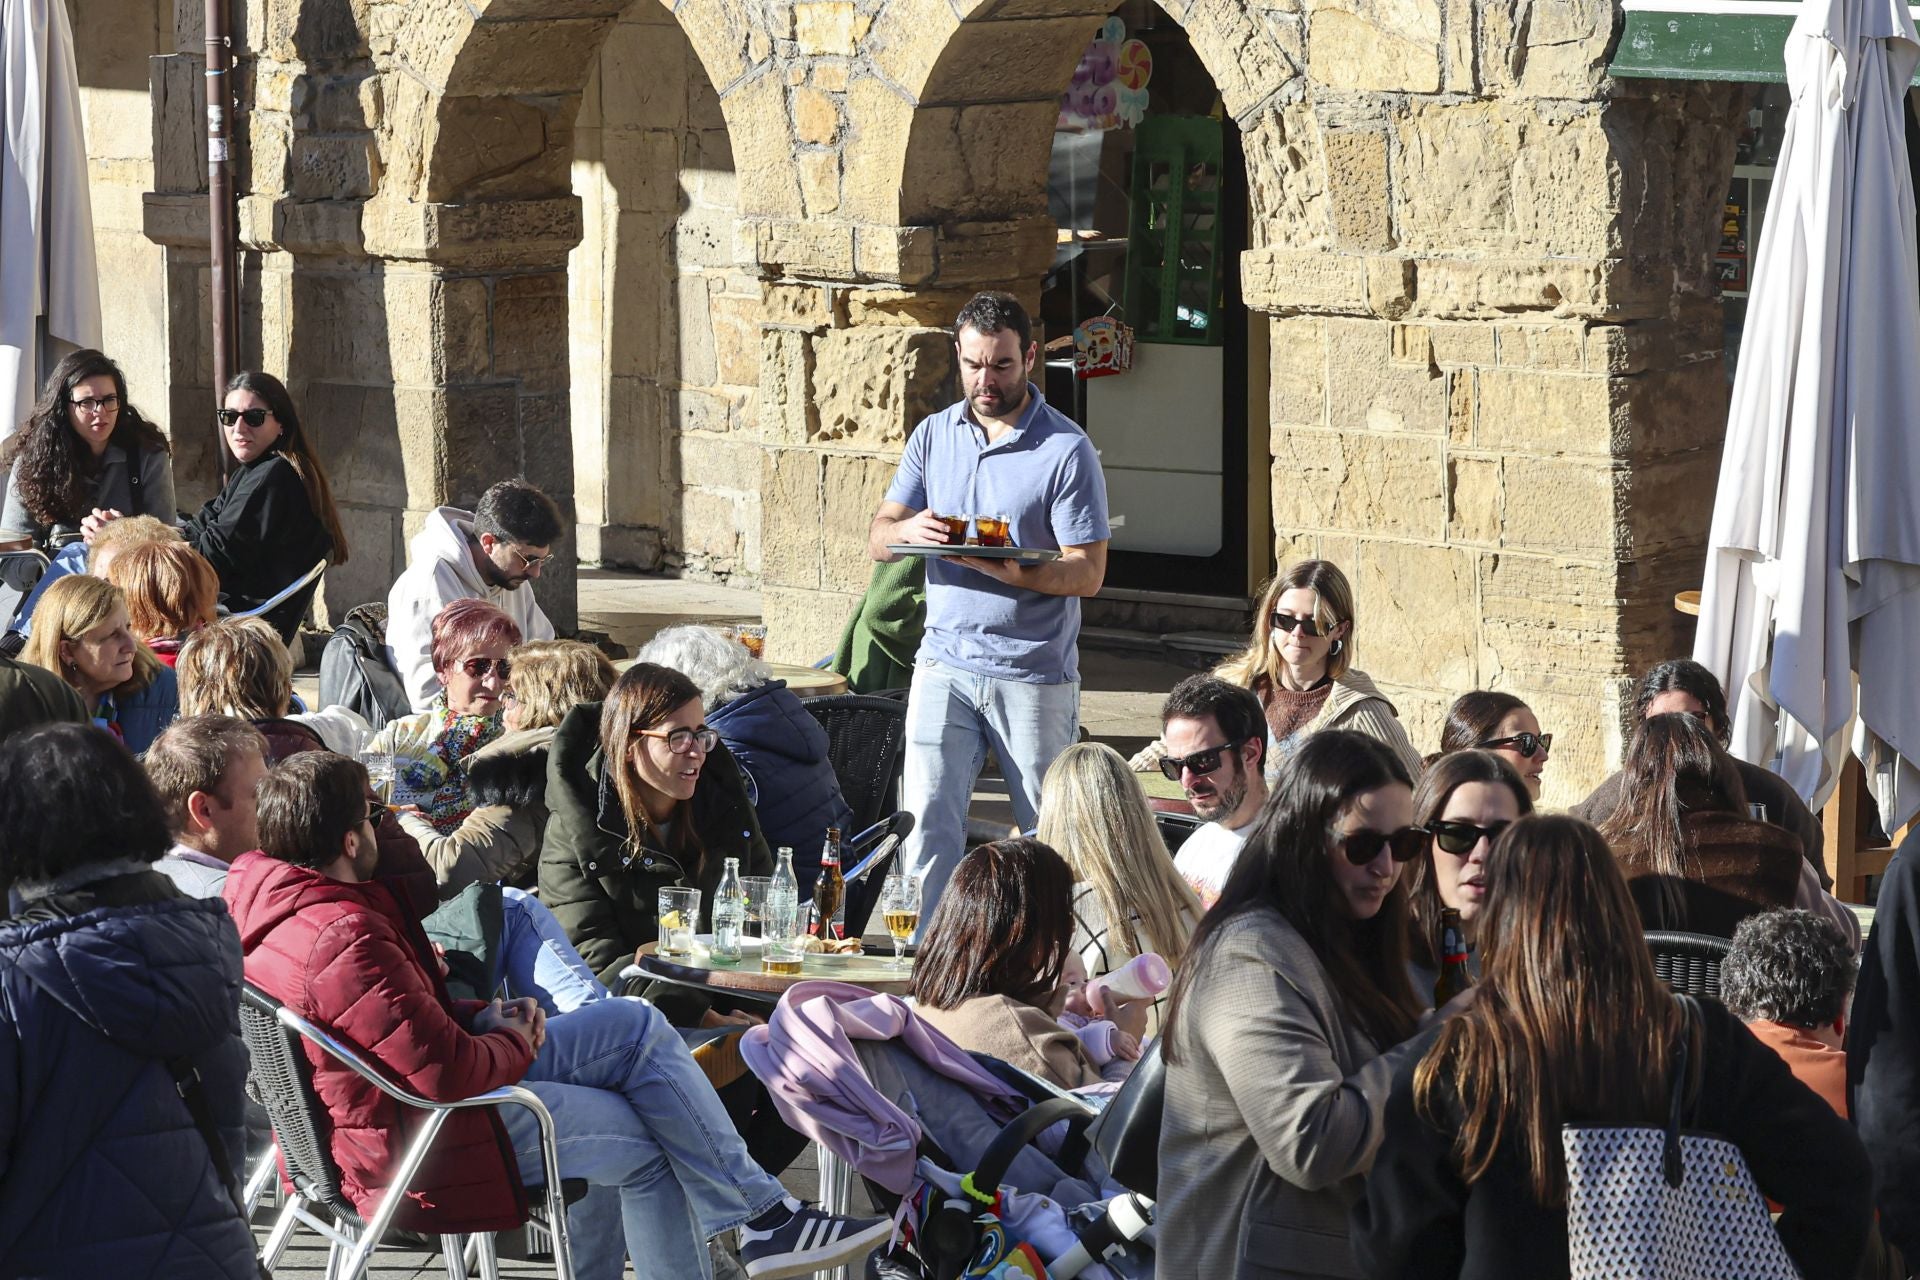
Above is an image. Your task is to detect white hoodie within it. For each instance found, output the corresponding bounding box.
[384,507,555,710]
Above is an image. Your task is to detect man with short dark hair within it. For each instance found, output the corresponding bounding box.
[1159,675,1269,907]
[386,478,563,710]
[225,752,887,1279]
[868,291,1110,920]
[1724,909,1856,1117]
[145,714,270,898]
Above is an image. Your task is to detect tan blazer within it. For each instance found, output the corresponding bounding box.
[915,994,1105,1090]
[1157,906,1418,1280]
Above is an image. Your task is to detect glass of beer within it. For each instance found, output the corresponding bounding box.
[880,872,920,968]
[657,887,700,959]
[762,893,804,976]
[975,514,1011,548]
[722,623,768,659]
[359,750,395,803]
[934,512,970,544]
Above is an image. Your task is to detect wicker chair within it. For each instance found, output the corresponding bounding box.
[800,694,910,836]
[239,983,580,1280]
[1645,930,1733,998]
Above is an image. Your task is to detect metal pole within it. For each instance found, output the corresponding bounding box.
[205,0,236,477]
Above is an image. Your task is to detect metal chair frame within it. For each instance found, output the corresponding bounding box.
[240,984,575,1280]
[0,548,51,632]
[224,556,328,642]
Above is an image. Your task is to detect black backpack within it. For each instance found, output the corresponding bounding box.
[317,603,411,731]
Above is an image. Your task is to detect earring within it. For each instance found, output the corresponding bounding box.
[1330,638,1345,657]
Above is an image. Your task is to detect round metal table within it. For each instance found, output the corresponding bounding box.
[635,940,913,997]
[0,531,35,553]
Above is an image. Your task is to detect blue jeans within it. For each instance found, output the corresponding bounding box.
[898,657,1080,925]
[498,998,787,1280]
[498,888,608,1016]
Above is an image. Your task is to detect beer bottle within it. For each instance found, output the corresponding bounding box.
[810,827,845,940]
[1433,907,1474,1006]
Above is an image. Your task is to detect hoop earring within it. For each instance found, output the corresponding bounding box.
[1330,639,1344,657]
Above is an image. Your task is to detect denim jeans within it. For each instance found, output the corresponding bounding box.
[898,657,1080,923]
[498,888,609,1015]
[498,997,788,1280]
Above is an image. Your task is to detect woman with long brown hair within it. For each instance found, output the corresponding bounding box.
[1403,750,1532,997]
[1158,730,1430,1279]
[1353,814,1872,1279]
[1599,712,1852,942]
[539,661,771,1020]
[1133,559,1421,782]
[1434,690,1552,800]
[910,837,1145,1089]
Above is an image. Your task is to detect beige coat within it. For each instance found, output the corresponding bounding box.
[914,994,1105,1090]
[395,725,554,898]
[1158,906,1418,1280]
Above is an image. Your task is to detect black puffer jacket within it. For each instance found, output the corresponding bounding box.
[538,702,771,1020]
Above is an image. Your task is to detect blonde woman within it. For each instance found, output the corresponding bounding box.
[21,575,177,751]
[176,615,372,759]
[1133,559,1421,782]
[1037,742,1203,1034]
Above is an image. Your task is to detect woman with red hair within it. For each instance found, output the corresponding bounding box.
[368,598,521,833]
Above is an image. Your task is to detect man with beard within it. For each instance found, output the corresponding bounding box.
[1159,675,1270,908]
[385,478,562,710]
[868,292,1110,923]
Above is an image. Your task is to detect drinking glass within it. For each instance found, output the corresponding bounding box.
[739,876,773,940]
[934,513,970,544]
[657,887,700,958]
[879,873,920,968]
[359,750,395,802]
[731,624,768,659]
[975,514,1011,548]
[762,891,803,976]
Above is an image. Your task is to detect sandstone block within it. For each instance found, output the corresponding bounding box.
[1407,257,1667,322]
[675,431,760,491]
[1477,553,1627,684]
[1325,319,1447,434]
[722,72,804,219]
[1499,454,1616,557]
[792,86,839,145]
[757,220,857,278]
[1307,0,1442,93]
[900,101,1059,225]
[1475,368,1620,456]
[675,487,745,572]
[710,291,764,387]
[1448,369,1475,444]
[1478,0,1613,100]
[604,378,672,527]
[1269,315,1326,431]
[1496,323,1585,371]
[1348,539,1476,692]
[823,454,896,593]
[1322,127,1391,252]
[759,328,817,443]
[762,282,835,329]
[794,1,868,56]
[760,450,825,589]
[517,392,576,502]
[810,328,954,448]
[929,218,1055,286]
[812,60,850,92]
[1447,454,1502,545]
[845,288,976,328]
[442,384,525,507]
[918,16,1100,105]
[798,150,842,217]
[493,271,572,393]
[319,505,399,626]
[839,74,913,226]
[1241,105,1332,249]
[1269,428,1445,541]
[854,225,939,286]
[1619,449,1722,560]
[600,17,692,127]
[1428,322,1496,367]
[762,584,857,664]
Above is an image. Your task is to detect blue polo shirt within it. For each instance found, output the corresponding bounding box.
[884,387,1109,684]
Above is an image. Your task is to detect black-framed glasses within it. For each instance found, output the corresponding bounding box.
[459,656,511,680]
[364,802,390,830]
[70,394,120,416]
[1158,738,1247,782]
[637,725,720,755]
[1475,731,1552,759]
[1337,825,1427,866]
[1270,612,1329,638]
[510,545,557,570]
[1426,819,1510,857]
[216,407,274,428]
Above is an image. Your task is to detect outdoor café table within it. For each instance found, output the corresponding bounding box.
[0,531,33,553]
[635,941,911,1280]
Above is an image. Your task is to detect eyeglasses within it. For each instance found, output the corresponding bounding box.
[509,545,557,570]
[1158,739,1247,782]
[1426,819,1511,857]
[1270,612,1330,638]
[216,407,273,428]
[364,802,390,830]
[1475,732,1552,759]
[458,656,511,680]
[636,725,720,755]
[1336,825,1427,866]
[502,689,520,708]
[70,394,120,416]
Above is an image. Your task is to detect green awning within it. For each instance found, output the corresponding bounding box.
[1610,1,1920,83]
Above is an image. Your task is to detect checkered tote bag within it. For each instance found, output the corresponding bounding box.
[1562,996,1799,1280]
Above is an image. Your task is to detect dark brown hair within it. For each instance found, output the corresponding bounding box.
[1414,815,1690,1204]
[1437,690,1531,754]
[909,838,1075,1011]
[256,752,369,870]
[599,662,708,873]
[0,723,170,881]
[1404,749,1533,967]
[226,371,349,565]
[144,714,269,835]
[0,348,167,529]
[1597,712,1748,925]
[1165,730,1424,1060]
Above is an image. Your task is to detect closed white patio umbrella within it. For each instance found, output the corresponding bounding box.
[0,0,101,444]
[1694,0,1920,831]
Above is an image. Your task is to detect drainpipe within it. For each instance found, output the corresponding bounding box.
[205,0,237,477]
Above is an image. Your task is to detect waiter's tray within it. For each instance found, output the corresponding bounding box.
[886,544,1061,563]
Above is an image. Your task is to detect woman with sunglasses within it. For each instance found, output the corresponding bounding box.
[369,599,521,838]
[1403,750,1532,1002]
[541,661,773,1028]
[169,372,347,632]
[1435,690,1551,800]
[1159,730,1436,1280]
[1133,559,1421,783]
[1,349,175,551]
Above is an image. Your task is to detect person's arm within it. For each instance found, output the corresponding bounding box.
[399,805,536,896]
[949,539,1108,598]
[184,459,305,582]
[1348,1043,1469,1280]
[868,424,938,562]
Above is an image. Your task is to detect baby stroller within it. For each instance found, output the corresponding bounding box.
[742,981,1160,1280]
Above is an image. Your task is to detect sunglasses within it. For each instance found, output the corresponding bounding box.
[1337,825,1427,866]
[459,656,511,680]
[1426,819,1510,857]
[1475,731,1552,759]
[70,394,120,416]
[1158,738,1247,782]
[216,407,274,428]
[636,724,721,755]
[364,802,390,831]
[509,545,557,570]
[1269,612,1330,638]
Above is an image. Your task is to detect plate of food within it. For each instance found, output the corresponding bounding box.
[885,544,1061,564]
[792,935,865,959]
